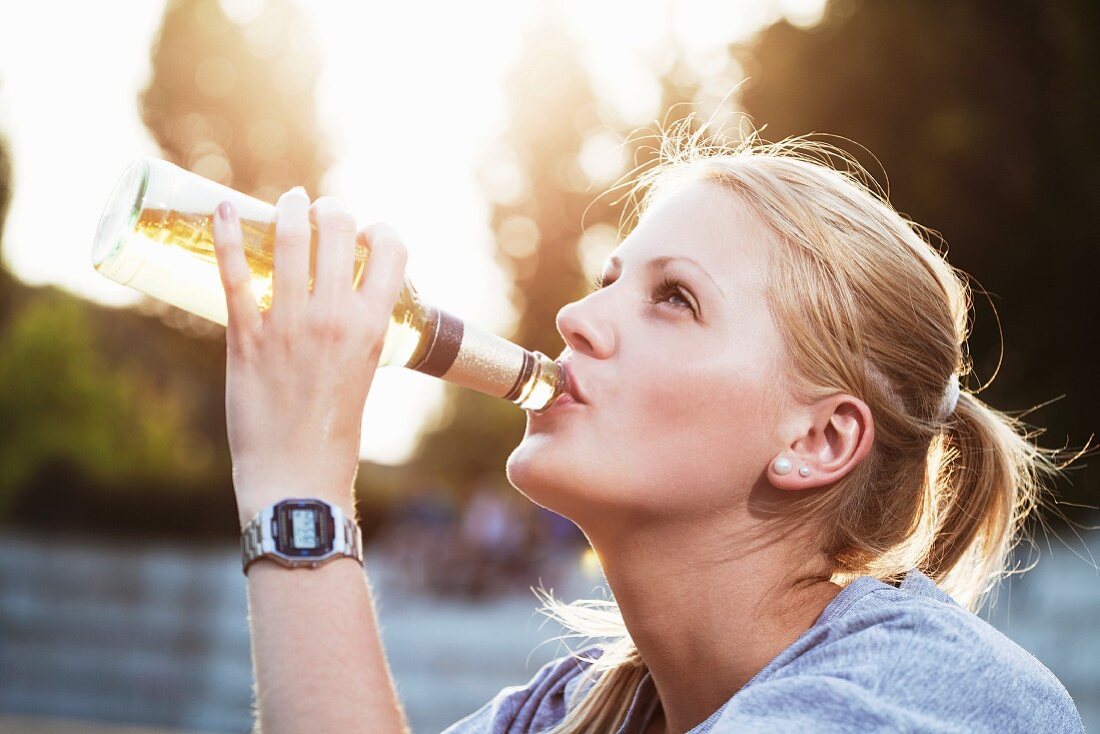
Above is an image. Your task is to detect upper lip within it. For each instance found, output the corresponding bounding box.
[559,361,589,405]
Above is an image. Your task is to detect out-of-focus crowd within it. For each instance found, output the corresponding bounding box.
[373,481,586,599]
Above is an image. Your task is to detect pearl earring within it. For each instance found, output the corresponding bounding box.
[799,466,811,477]
[773,457,792,475]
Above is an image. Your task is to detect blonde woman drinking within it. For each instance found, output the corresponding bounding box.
[212,125,1085,734]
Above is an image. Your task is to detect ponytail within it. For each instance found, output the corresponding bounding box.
[531,609,648,734]
[921,387,1077,612]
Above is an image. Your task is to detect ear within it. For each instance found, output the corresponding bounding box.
[767,394,875,491]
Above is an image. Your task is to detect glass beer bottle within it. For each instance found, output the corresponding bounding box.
[91,157,566,412]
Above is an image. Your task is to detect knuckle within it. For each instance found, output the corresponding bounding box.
[315,205,356,237]
[275,219,309,244]
[227,319,262,360]
[224,273,249,293]
[374,236,408,271]
[385,235,408,260]
[213,229,237,246]
[306,309,349,342]
[360,222,404,249]
[331,215,357,238]
[311,195,343,212]
[364,325,385,360]
[274,322,298,352]
[213,229,241,251]
[354,306,386,349]
[277,186,308,205]
[369,338,384,362]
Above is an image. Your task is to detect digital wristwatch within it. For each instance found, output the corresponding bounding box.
[240,497,363,575]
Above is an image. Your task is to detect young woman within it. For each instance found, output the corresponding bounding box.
[211,128,1085,734]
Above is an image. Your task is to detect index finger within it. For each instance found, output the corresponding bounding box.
[213,201,263,338]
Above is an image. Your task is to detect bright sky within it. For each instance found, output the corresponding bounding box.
[0,0,823,465]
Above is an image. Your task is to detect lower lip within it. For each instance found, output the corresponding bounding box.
[535,392,584,416]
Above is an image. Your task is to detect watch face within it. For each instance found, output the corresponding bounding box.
[273,500,335,557]
[291,509,319,548]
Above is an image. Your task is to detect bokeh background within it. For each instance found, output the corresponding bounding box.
[0,0,1097,732]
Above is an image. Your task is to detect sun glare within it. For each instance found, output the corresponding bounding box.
[0,0,823,465]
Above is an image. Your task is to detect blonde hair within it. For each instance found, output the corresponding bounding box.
[530,117,1087,734]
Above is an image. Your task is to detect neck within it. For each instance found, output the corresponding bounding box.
[579,507,841,734]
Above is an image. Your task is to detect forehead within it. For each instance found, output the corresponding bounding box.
[609,178,773,295]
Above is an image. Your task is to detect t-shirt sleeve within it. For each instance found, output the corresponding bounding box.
[708,669,1083,734]
[708,674,945,733]
[702,602,1085,734]
[439,645,602,734]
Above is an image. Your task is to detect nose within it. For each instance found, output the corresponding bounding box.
[555,295,615,359]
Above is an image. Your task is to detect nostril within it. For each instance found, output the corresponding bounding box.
[572,333,595,356]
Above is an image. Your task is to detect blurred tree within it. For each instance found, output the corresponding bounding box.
[409,14,717,511]
[0,130,23,334]
[0,0,335,537]
[409,11,621,506]
[0,290,211,518]
[141,0,330,201]
[618,53,710,232]
[0,132,9,226]
[135,0,331,428]
[0,164,239,531]
[734,0,1099,511]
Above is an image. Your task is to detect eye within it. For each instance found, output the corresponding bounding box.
[651,276,697,315]
[594,271,695,314]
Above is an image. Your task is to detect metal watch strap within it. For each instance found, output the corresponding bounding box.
[240,503,363,575]
[240,514,262,572]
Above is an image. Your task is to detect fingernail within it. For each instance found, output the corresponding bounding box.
[216,201,235,221]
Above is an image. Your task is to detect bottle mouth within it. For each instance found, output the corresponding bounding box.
[519,353,569,413]
[92,158,149,271]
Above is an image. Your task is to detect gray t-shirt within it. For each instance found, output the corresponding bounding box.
[440,569,1084,733]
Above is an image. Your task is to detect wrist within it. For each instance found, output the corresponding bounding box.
[233,464,359,527]
[237,491,358,532]
[239,496,365,575]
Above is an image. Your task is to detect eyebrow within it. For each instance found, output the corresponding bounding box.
[607,255,726,298]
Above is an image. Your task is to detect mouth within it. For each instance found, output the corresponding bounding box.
[529,362,586,419]
[554,391,579,407]
[558,361,588,405]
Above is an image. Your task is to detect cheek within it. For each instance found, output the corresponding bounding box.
[624,359,774,489]
[506,347,780,516]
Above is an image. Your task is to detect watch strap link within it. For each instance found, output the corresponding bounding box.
[241,513,264,573]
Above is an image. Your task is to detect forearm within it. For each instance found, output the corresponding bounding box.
[244,502,409,734]
[213,188,414,733]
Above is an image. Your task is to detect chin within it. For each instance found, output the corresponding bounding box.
[506,436,557,498]
[508,437,651,529]
[505,435,591,519]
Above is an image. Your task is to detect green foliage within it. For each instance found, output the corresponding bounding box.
[0,290,212,518]
[0,132,15,331]
[0,0,337,535]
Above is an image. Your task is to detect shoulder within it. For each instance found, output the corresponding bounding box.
[709,571,1084,733]
[440,643,603,734]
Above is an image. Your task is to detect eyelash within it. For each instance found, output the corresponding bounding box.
[590,274,697,316]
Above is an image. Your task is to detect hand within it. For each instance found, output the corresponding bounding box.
[211,186,408,528]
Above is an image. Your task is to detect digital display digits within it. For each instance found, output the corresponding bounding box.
[291,508,319,549]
